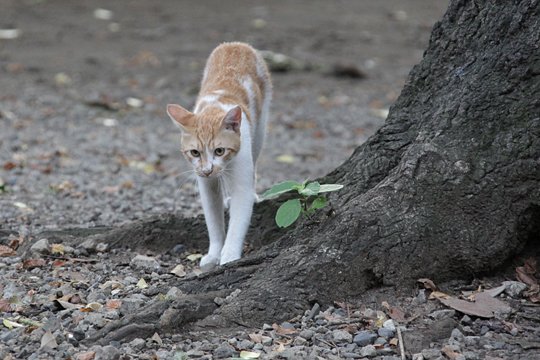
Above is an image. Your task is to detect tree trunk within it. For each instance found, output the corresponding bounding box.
[34,0,540,343]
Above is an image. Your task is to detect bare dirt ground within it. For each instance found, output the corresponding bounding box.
[2,1,539,360]
[0,0,446,230]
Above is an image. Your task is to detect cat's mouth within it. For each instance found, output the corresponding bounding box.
[197,168,222,178]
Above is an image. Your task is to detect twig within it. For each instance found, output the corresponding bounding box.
[397,326,406,360]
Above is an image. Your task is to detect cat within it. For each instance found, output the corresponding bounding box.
[166,42,272,270]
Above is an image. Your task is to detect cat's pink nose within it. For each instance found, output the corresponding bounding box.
[201,168,213,176]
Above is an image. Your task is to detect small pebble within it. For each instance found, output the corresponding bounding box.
[353,331,377,347]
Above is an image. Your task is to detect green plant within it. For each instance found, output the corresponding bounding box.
[261,180,343,228]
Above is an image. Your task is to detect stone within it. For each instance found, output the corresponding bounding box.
[460,315,472,325]
[331,329,352,343]
[299,329,315,340]
[462,351,479,360]
[186,350,205,357]
[85,313,108,328]
[30,238,50,254]
[383,319,396,331]
[429,309,456,320]
[375,337,387,345]
[261,336,272,346]
[464,336,480,346]
[281,322,295,329]
[353,331,377,346]
[237,339,254,350]
[421,348,442,360]
[360,345,377,357]
[413,289,427,305]
[96,243,108,252]
[213,343,236,359]
[79,238,98,252]
[120,294,147,315]
[130,254,161,272]
[129,338,145,351]
[2,282,24,299]
[502,281,528,298]
[307,303,321,320]
[92,345,120,360]
[378,327,395,339]
[451,328,465,342]
[166,287,184,298]
[480,325,490,335]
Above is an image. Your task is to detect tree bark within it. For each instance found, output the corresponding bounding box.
[29,0,540,342]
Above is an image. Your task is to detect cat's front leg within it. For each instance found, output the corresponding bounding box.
[220,167,255,265]
[197,176,225,271]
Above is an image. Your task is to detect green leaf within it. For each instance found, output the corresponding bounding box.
[308,196,327,212]
[261,181,302,200]
[275,199,302,228]
[318,184,344,193]
[299,181,320,196]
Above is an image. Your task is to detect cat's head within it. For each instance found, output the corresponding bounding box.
[167,104,242,177]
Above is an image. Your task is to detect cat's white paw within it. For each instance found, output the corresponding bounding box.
[200,254,220,272]
[219,250,241,266]
[223,196,231,209]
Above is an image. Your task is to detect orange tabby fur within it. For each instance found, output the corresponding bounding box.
[168,42,270,177]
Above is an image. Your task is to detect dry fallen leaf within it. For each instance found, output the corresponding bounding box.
[428,291,450,300]
[100,280,124,290]
[51,243,65,255]
[0,245,16,257]
[75,351,96,360]
[272,323,297,336]
[40,331,58,349]
[442,345,462,359]
[54,299,82,311]
[381,301,406,322]
[418,278,438,291]
[240,350,261,359]
[151,332,163,346]
[248,332,263,344]
[275,154,296,164]
[186,253,203,262]
[170,264,187,277]
[136,278,148,289]
[105,299,122,310]
[23,258,47,270]
[516,258,538,287]
[85,302,103,312]
[0,299,13,312]
[3,319,24,329]
[438,290,511,318]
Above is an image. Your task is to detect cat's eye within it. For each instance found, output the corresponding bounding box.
[190,149,201,157]
[214,147,225,156]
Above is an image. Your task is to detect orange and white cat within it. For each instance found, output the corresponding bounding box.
[167,42,272,270]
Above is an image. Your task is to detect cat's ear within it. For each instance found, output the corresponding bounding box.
[222,106,242,133]
[167,104,194,130]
